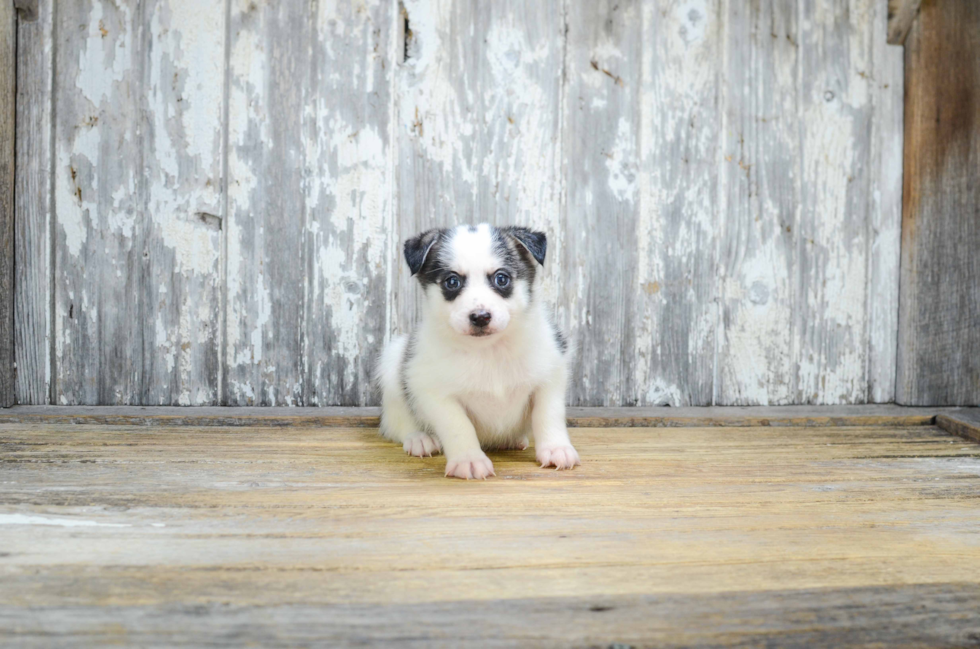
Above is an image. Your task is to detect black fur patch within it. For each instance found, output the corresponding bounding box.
[403,229,447,276]
[501,227,547,266]
[399,331,417,400]
[552,324,568,354]
[405,228,467,302]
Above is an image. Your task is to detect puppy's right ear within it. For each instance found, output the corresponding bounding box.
[404,229,442,276]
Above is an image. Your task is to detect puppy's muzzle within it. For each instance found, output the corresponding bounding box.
[469,310,492,331]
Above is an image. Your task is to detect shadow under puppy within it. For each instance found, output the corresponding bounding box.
[376,224,580,480]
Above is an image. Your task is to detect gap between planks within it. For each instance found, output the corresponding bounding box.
[0,405,978,438]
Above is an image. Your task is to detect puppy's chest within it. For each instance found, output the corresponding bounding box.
[443,348,542,398]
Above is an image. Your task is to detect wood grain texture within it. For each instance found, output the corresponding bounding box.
[867,1,905,404]
[719,0,899,406]
[52,0,145,404]
[139,0,224,405]
[393,0,564,334]
[224,0,395,406]
[301,0,395,407]
[1,422,979,646]
[887,0,921,46]
[633,0,721,406]
[718,0,801,405]
[897,0,980,407]
[223,0,311,406]
[3,585,980,648]
[0,404,971,429]
[796,0,877,404]
[561,0,641,406]
[13,0,52,405]
[0,0,15,407]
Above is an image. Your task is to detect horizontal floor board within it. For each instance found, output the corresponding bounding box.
[3,584,980,648]
[1,422,979,645]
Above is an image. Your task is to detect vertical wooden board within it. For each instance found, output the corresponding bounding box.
[561,0,641,406]
[393,0,565,334]
[140,0,224,405]
[796,0,876,404]
[224,0,312,405]
[633,0,721,406]
[14,0,53,404]
[0,0,15,406]
[303,0,394,406]
[717,0,800,405]
[897,1,980,406]
[53,0,144,404]
[866,1,903,403]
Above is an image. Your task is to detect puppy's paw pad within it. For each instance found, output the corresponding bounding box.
[536,445,581,470]
[445,453,495,480]
[403,432,442,457]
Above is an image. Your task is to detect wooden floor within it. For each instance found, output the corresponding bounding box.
[2,419,980,647]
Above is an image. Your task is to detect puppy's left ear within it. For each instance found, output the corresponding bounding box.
[504,227,547,266]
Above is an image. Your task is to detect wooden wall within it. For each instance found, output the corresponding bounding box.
[896,0,980,406]
[14,0,906,407]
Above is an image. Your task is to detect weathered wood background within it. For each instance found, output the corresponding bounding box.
[14,0,906,407]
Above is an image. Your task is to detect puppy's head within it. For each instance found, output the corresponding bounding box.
[404,224,546,338]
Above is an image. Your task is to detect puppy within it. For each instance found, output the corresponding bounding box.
[376,224,580,480]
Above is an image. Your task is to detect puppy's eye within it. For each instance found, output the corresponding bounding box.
[444,274,461,291]
[493,272,510,289]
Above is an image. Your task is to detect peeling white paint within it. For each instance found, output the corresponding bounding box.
[75,2,134,106]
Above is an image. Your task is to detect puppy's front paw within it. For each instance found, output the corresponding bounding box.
[536,445,581,470]
[403,432,442,457]
[445,452,495,480]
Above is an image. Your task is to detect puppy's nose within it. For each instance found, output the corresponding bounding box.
[469,310,492,328]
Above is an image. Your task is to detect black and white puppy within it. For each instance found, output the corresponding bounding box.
[376,224,580,480]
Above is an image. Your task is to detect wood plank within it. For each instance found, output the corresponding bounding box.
[936,409,980,444]
[302,0,395,406]
[795,0,879,404]
[13,0,53,404]
[717,0,801,405]
[632,0,721,406]
[561,0,641,406]
[139,0,225,405]
[867,0,905,403]
[0,0,16,406]
[897,0,980,406]
[0,405,972,429]
[720,0,895,405]
[52,0,145,404]
[223,0,311,405]
[3,585,979,648]
[393,0,564,337]
[887,0,921,46]
[224,0,395,407]
[0,422,978,645]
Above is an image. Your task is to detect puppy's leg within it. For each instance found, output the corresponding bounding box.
[531,369,580,470]
[415,395,494,479]
[378,336,441,457]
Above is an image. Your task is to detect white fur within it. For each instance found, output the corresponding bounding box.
[376,224,580,480]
